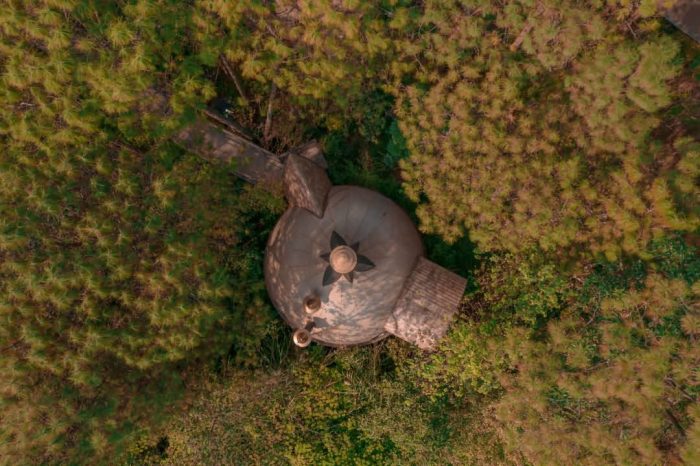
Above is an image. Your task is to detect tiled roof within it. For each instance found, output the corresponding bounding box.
[385,257,466,350]
[663,0,700,43]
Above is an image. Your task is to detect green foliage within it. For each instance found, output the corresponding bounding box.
[405,322,504,399]
[0,1,281,462]
[473,253,571,328]
[396,0,698,262]
[384,119,410,167]
[1,1,699,465]
[649,235,700,282]
[683,403,700,465]
[485,238,700,465]
[194,0,416,131]
[407,252,571,403]
[140,344,515,466]
[408,236,699,465]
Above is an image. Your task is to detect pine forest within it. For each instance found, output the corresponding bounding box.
[0,1,699,465]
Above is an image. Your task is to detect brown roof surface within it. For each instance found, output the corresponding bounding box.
[283,153,331,218]
[662,0,700,42]
[265,186,424,347]
[384,257,466,350]
[283,140,328,169]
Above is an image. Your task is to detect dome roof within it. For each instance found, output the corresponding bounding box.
[264,186,424,346]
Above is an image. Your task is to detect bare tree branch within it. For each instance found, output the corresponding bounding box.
[1,339,21,353]
[510,3,545,52]
[202,108,256,142]
[510,23,535,52]
[263,83,277,145]
[220,56,249,105]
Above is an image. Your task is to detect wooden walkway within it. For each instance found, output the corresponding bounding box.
[173,118,284,185]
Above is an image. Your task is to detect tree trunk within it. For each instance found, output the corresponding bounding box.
[263,83,276,145]
[220,56,249,105]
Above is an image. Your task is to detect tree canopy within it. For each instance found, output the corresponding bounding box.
[0,0,698,464]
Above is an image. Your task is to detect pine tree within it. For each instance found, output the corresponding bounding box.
[0,1,281,462]
[395,0,697,263]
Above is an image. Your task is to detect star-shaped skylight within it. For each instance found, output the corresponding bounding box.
[320,231,375,286]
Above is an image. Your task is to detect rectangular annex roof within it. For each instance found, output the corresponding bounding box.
[384,257,467,350]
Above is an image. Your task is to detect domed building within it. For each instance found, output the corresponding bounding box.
[177,118,467,350]
[265,184,424,347]
[264,151,467,349]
